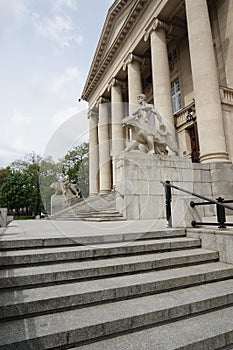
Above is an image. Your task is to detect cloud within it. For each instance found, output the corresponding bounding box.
[45,106,88,161]
[0,110,33,166]
[51,106,82,128]
[47,66,81,94]
[53,0,78,13]
[0,0,28,36]
[31,12,82,48]
[11,112,32,126]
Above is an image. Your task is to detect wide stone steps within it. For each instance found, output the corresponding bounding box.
[1,228,233,349]
[0,249,218,289]
[0,262,233,321]
[52,210,124,222]
[52,192,120,221]
[0,237,201,266]
[74,306,233,350]
[1,278,233,350]
[0,228,186,249]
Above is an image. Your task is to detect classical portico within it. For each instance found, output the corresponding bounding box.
[83,0,233,196]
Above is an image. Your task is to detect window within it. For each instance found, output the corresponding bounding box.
[171,79,182,113]
[168,48,177,64]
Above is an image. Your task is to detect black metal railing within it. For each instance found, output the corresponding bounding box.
[161,180,233,229]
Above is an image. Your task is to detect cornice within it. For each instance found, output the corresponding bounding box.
[82,0,148,101]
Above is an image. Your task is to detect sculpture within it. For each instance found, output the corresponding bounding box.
[50,175,82,199]
[122,94,178,154]
[61,175,82,198]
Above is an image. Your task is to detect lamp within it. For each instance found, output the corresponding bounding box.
[186,107,196,122]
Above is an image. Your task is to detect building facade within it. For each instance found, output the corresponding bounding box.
[82,0,233,196]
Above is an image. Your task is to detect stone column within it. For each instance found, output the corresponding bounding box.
[123,53,144,115]
[108,78,125,187]
[185,0,229,163]
[88,109,99,196]
[144,19,174,127]
[97,97,112,193]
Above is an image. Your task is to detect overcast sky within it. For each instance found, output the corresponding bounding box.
[0,0,114,167]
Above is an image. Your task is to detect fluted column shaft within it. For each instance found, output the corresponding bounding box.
[88,110,99,195]
[123,53,143,115]
[108,78,124,187]
[185,0,228,162]
[98,99,112,193]
[145,19,174,127]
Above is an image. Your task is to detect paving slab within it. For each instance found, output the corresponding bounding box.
[0,219,181,245]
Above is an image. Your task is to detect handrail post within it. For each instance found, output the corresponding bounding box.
[216,197,226,228]
[165,180,172,228]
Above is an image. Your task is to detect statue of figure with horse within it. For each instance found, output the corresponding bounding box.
[50,175,82,199]
[122,94,178,155]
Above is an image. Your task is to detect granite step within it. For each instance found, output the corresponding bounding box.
[74,305,233,350]
[0,237,201,266]
[0,262,232,320]
[1,278,233,349]
[54,215,125,222]
[0,228,186,249]
[52,210,123,219]
[0,249,218,289]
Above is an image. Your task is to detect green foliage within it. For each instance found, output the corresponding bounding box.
[0,167,11,187]
[0,143,89,216]
[40,156,63,214]
[61,142,89,197]
[0,171,33,212]
[0,152,44,216]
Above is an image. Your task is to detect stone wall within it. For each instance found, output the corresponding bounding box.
[115,152,233,226]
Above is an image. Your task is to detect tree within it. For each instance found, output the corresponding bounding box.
[0,167,11,187]
[40,156,63,214]
[0,170,33,214]
[61,142,89,197]
[10,152,44,215]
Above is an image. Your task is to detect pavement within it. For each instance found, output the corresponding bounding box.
[0,218,169,241]
[1,219,233,243]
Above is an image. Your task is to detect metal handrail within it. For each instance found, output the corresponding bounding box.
[161,180,233,228]
[160,181,233,211]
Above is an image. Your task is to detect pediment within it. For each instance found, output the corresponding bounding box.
[82,0,147,101]
[102,2,135,58]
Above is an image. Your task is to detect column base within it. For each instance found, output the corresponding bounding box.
[99,190,112,195]
[89,192,99,196]
[200,152,230,163]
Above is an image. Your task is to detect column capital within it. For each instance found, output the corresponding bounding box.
[144,18,172,41]
[107,77,125,92]
[96,96,110,106]
[122,53,145,71]
[88,108,98,119]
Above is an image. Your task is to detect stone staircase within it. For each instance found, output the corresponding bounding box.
[51,192,124,221]
[1,228,233,349]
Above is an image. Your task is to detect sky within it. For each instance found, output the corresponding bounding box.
[0,0,114,167]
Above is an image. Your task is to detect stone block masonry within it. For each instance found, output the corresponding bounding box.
[115,152,233,225]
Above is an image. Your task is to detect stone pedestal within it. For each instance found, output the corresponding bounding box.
[0,208,13,227]
[115,152,194,224]
[115,152,233,227]
[51,194,81,215]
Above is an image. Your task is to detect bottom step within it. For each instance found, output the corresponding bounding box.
[75,306,233,350]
